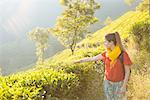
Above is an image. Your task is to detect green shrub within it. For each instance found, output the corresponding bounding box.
[127,16,150,99]
[0,68,79,100]
[129,18,150,52]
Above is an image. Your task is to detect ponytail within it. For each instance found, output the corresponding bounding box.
[115,32,124,51]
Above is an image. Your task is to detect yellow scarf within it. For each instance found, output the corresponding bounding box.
[107,45,121,68]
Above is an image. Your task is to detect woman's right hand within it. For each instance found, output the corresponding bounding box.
[73,60,82,64]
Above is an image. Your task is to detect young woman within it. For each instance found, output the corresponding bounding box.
[74,32,132,100]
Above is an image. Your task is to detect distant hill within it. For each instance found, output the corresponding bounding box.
[0,35,64,75]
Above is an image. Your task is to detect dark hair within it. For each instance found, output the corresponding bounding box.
[105,33,117,45]
[105,32,124,51]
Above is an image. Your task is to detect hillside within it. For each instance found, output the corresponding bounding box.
[34,10,149,99]
[0,4,149,100]
[44,11,149,65]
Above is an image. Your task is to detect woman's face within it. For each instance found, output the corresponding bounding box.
[104,39,114,49]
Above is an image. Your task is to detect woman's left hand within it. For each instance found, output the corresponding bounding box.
[119,85,126,94]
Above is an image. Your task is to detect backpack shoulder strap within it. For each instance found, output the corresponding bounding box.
[119,51,125,75]
[119,51,124,64]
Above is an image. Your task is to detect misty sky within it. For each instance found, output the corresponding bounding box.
[0,0,141,44]
[0,0,63,44]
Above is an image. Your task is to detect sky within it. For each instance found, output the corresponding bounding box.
[0,0,62,44]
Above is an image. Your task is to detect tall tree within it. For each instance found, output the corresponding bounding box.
[124,0,149,15]
[28,27,49,65]
[51,0,100,55]
[136,0,150,14]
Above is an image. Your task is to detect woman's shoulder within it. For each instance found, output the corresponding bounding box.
[102,50,107,54]
[122,50,129,55]
[122,50,133,65]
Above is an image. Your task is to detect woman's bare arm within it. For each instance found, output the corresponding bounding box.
[123,65,131,87]
[74,54,103,63]
[120,65,131,93]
